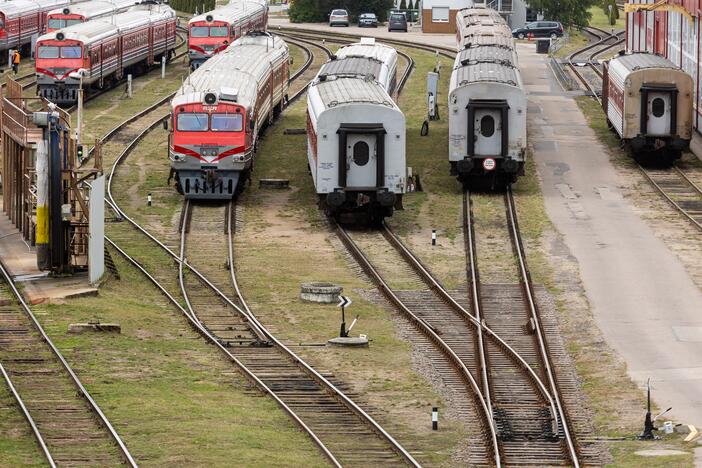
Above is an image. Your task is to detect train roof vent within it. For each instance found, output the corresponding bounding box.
[360,37,375,45]
[62,7,70,14]
[56,32,65,41]
[204,92,217,105]
[219,87,238,102]
[206,14,213,22]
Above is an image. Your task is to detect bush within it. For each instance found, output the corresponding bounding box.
[170,0,215,14]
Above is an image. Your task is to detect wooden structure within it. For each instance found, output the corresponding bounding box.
[1,77,102,272]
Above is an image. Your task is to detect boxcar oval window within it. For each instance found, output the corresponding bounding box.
[480,115,495,137]
[38,46,59,58]
[353,141,370,166]
[177,113,209,131]
[651,97,665,118]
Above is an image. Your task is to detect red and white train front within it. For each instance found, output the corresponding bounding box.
[187,0,268,69]
[35,31,92,104]
[46,0,138,32]
[170,32,289,199]
[0,0,69,54]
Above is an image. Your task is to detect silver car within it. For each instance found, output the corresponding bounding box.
[329,9,349,26]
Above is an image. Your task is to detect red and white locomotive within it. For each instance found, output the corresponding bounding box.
[0,0,71,57]
[188,0,268,70]
[169,32,289,199]
[46,0,140,32]
[36,4,177,105]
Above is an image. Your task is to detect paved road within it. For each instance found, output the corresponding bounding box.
[269,17,457,48]
[519,43,702,431]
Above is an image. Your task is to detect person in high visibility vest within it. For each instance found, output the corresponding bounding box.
[11,50,20,74]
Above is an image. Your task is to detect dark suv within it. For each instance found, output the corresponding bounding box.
[388,12,407,32]
[512,21,563,39]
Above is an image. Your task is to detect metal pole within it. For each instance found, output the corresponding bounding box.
[49,115,64,272]
[127,74,132,98]
[161,57,165,79]
[36,125,50,270]
[77,76,83,144]
[339,306,347,337]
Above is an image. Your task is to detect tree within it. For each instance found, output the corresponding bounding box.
[527,0,597,28]
[407,0,414,10]
[399,0,406,9]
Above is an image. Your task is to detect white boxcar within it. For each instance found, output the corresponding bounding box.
[603,52,693,163]
[307,39,405,222]
[448,46,527,185]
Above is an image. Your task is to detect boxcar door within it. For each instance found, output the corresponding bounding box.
[473,109,502,156]
[346,135,376,187]
[647,92,671,135]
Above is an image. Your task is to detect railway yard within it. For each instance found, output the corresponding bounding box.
[1,2,702,467]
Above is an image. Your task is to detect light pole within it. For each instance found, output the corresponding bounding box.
[68,68,87,144]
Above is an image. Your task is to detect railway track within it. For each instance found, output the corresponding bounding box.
[566,27,625,101]
[0,256,135,466]
[97,37,423,466]
[639,165,702,230]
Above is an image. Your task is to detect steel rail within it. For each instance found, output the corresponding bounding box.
[504,187,580,467]
[566,28,625,101]
[0,254,137,467]
[0,361,56,467]
[333,223,501,467]
[104,236,343,468]
[102,48,420,465]
[638,165,702,231]
[463,190,497,447]
[381,222,558,410]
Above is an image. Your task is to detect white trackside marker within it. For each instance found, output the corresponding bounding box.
[432,407,438,430]
[431,229,436,246]
[147,193,152,207]
[483,158,496,171]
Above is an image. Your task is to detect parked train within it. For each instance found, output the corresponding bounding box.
[46,0,139,32]
[449,7,526,187]
[0,0,71,57]
[35,4,177,106]
[602,52,693,165]
[307,38,405,222]
[168,32,289,199]
[188,0,268,69]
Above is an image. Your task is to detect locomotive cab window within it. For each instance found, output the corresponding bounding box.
[66,19,81,27]
[190,26,209,37]
[48,18,64,29]
[651,97,666,118]
[209,26,228,37]
[38,46,59,58]
[211,113,243,131]
[177,113,209,131]
[61,46,82,58]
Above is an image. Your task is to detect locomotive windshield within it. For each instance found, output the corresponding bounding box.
[177,113,209,131]
[48,18,63,29]
[190,26,209,37]
[211,114,243,131]
[209,26,228,37]
[38,46,59,58]
[61,46,82,58]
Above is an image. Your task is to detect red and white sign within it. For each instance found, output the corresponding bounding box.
[483,158,496,171]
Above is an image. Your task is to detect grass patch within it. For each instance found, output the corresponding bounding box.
[29,252,327,466]
[0,381,44,466]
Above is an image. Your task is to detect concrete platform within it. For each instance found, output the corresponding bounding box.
[0,208,97,304]
[518,42,702,427]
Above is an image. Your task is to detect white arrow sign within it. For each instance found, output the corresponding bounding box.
[337,295,352,308]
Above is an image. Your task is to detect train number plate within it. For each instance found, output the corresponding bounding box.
[483,158,496,171]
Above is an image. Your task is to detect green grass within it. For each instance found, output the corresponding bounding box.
[0,381,44,466]
[28,252,327,466]
[231,47,472,465]
[588,5,626,31]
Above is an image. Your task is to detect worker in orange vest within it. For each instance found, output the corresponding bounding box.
[11,50,20,74]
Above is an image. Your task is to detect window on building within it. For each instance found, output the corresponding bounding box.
[432,7,449,23]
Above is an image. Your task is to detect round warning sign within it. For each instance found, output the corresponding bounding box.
[483,158,496,171]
